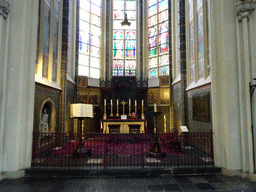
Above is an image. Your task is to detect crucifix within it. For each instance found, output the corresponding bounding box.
[121,100,127,115]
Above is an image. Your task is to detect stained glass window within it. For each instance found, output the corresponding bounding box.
[78,0,102,78]
[43,0,51,78]
[206,0,211,76]
[189,0,195,82]
[197,0,204,79]
[148,0,169,78]
[113,0,136,77]
[52,0,60,82]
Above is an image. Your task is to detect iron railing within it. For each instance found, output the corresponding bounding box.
[31,132,214,169]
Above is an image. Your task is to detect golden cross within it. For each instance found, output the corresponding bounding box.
[121,100,127,115]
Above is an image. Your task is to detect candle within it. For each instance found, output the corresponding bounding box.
[111,99,112,106]
[129,99,131,106]
[154,103,157,112]
[142,100,144,106]
[135,100,137,106]
[117,99,119,106]
[104,99,106,106]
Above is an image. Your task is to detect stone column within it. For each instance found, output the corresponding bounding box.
[236,0,256,173]
[0,0,10,178]
[211,0,242,171]
[0,0,39,179]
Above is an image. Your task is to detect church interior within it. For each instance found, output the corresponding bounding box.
[1,0,256,180]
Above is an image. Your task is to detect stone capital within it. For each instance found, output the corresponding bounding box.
[236,1,256,21]
[0,0,10,19]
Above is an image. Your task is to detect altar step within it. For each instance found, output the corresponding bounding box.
[25,167,221,178]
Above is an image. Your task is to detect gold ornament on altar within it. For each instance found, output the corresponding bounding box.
[121,100,127,115]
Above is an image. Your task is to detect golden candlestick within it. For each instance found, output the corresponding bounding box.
[103,99,107,119]
[110,99,114,117]
[121,100,127,115]
[135,100,137,115]
[116,99,119,117]
[141,100,145,119]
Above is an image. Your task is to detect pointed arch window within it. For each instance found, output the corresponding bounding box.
[112,0,137,76]
[78,0,102,79]
[148,0,169,79]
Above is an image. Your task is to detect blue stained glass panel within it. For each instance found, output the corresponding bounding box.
[148,0,157,7]
[149,68,158,78]
[159,0,168,12]
[79,30,90,44]
[79,42,90,54]
[148,5,157,17]
[126,40,136,49]
[160,65,169,76]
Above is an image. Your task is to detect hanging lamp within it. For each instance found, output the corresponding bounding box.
[121,0,131,27]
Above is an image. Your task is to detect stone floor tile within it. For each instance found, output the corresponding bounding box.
[188,176,209,183]
[159,177,177,184]
[210,182,232,190]
[203,175,224,183]
[162,184,181,191]
[246,182,256,190]
[227,182,252,190]
[177,183,199,191]
[147,184,164,191]
[173,176,192,184]
[144,177,162,185]
[195,183,215,190]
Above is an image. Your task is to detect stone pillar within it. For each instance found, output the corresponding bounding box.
[0,0,38,179]
[211,0,242,170]
[0,0,10,178]
[236,0,256,173]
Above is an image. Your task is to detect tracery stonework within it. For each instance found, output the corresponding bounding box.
[0,0,10,19]
[236,0,256,21]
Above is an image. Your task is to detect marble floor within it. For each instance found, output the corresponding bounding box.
[1,174,256,192]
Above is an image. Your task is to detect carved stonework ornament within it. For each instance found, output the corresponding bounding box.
[0,0,10,19]
[236,1,256,21]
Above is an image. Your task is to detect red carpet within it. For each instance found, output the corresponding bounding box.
[51,140,184,156]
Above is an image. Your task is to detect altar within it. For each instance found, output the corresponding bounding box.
[101,119,147,134]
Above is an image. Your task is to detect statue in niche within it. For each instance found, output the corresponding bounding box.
[40,108,49,133]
